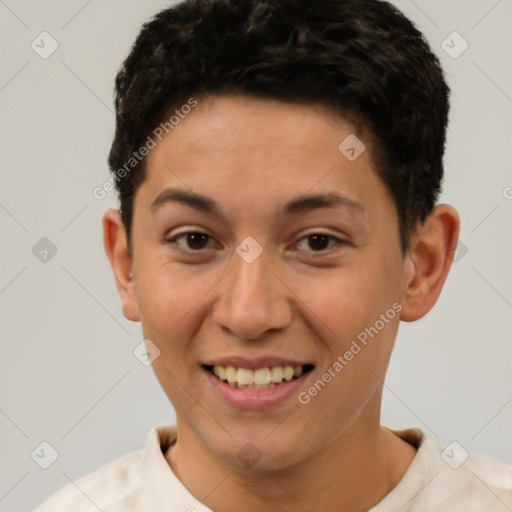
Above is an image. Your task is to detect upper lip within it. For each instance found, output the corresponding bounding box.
[202,356,314,370]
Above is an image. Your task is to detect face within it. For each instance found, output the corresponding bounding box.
[128,94,410,470]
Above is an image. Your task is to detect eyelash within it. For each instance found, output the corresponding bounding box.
[166,231,346,255]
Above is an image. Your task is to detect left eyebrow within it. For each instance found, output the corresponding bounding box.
[281,192,366,216]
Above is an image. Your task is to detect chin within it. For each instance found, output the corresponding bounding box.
[204,424,314,472]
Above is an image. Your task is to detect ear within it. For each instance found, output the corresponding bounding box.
[102,209,140,322]
[400,204,460,322]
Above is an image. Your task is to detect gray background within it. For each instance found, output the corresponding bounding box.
[0,0,511,510]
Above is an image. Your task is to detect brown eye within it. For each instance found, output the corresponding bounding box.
[169,232,216,251]
[185,233,210,250]
[295,233,343,252]
[307,234,330,251]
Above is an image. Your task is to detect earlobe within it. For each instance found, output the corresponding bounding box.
[400,204,460,322]
[102,209,140,322]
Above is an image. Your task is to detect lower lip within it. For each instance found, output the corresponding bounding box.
[202,367,311,410]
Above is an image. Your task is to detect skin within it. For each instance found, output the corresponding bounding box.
[103,94,460,511]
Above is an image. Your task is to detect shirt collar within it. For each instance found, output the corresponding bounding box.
[141,424,214,511]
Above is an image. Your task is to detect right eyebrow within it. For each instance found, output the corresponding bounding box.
[151,188,220,216]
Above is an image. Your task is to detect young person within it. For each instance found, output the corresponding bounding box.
[36,0,512,510]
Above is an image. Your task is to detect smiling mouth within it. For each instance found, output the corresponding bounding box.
[203,364,315,389]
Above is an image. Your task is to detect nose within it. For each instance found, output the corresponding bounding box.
[212,250,293,341]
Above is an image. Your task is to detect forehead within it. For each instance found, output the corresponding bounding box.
[138,94,391,220]
[150,94,370,161]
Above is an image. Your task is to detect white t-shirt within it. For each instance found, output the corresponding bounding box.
[34,425,512,511]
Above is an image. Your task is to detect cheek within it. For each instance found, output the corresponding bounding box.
[134,262,213,350]
[134,266,212,404]
[296,269,400,422]
[290,255,402,399]
[295,262,400,338]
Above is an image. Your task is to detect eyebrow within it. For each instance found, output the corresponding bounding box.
[150,187,365,217]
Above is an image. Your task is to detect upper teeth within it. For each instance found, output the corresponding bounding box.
[213,365,303,386]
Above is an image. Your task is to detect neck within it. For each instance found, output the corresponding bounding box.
[165,419,416,512]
